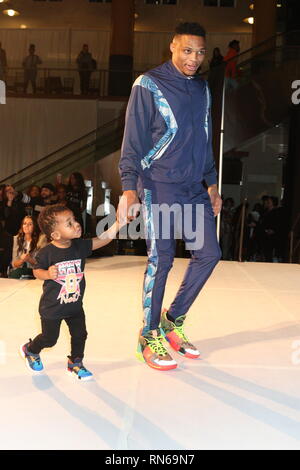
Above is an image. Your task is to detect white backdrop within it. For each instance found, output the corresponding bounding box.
[0,28,252,70]
[134,31,253,71]
[0,29,111,69]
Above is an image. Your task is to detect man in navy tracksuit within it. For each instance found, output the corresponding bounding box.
[118,22,222,371]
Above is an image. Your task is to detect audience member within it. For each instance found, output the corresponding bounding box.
[25,185,41,216]
[22,44,42,94]
[76,44,96,95]
[0,42,7,81]
[220,197,235,260]
[9,216,47,279]
[0,185,26,276]
[259,196,281,262]
[224,39,240,90]
[246,203,262,261]
[209,47,224,68]
[66,172,87,232]
[55,183,81,219]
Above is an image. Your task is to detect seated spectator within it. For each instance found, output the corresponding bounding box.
[220,197,235,260]
[260,196,281,262]
[25,184,41,216]
[30,183,56,218]
[0,184,26,277]
[8,216,47,279]
[27,184,41,200]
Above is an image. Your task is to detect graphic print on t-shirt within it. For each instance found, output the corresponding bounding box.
[54,259,84,304]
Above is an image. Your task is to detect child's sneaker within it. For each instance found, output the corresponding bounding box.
[20,341,44,372]
[136,328,177,371]
[160,309,200,359]
[67,357,93,381]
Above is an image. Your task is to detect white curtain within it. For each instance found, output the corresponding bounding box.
[0,29,110,69]
[0,28,252,71]
[133,31,252,71]
[134,31,173,72]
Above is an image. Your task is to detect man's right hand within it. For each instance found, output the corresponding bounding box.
[117,190,140,225]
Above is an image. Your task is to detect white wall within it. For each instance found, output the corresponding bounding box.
[0,98,126,181]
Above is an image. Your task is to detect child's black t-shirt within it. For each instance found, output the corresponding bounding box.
[34,238,93,319]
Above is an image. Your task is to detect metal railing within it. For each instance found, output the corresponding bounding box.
[4,67,143,98]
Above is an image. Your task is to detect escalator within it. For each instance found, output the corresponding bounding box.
[0,113,125,192]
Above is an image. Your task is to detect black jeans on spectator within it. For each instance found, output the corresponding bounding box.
[29,312,88,361]
[79,70,91,94]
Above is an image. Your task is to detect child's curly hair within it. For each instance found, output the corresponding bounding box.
[38,204,72,241]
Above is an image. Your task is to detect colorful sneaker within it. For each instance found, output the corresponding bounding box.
[136,328,177,371]
[160,309,200,359]
[67,357,93,381]
[20,341,44,372]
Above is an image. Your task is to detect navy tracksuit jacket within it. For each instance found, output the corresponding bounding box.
[119,60,221,334]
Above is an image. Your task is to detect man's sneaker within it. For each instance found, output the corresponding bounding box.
[20,341,44,372]
[67,357,93,381]
[136,328,177,371]
[160,309,200,359]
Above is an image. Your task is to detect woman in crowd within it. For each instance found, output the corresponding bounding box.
[9,215,47,279]
[0,184,26,277]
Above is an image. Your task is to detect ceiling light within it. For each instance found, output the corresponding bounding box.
[20,24,27,29]
[249,3,254,9]
[3,9,20,17]
[243,17,254,24]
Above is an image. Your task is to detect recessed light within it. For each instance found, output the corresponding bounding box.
[3,9,20,17]
[243,17,254,24]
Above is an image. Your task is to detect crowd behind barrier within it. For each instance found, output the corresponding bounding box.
[0,172,88,278]
[0,170,290,279]
[220,195,288,263]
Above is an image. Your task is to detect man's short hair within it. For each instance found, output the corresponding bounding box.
[41,183,55,193]
[174,22,206,38]
[38,204,72,241]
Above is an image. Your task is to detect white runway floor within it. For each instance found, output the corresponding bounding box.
[1,256,300,450]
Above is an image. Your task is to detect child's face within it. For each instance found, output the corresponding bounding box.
[52,211,81,241]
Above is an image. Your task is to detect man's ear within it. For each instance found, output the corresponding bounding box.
[170,41,175,54]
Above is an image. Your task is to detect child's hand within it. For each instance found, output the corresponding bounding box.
[48,265,58,280]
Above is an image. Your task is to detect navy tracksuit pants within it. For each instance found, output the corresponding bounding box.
[140,179,221,335]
